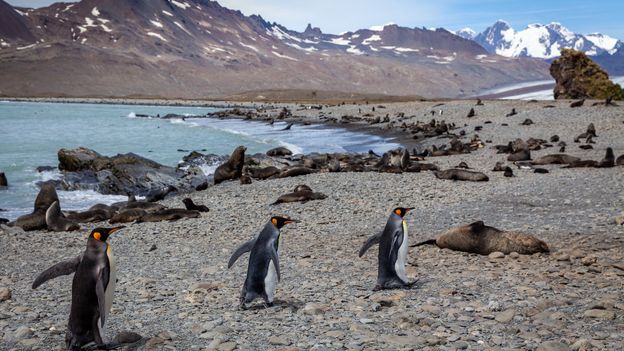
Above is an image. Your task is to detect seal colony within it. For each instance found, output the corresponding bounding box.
[1,98,623,350]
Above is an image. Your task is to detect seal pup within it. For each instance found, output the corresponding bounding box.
[503,167,514,177]
[247,166,281,180]
[434,169,489,182]
[46,201,80,232]
[109,208,146,224]
[359,207,416,290]
[570,99,585,108]
[266,147,293,157]
[32,227,126,350]
[13,183,59,231]
[214,146,246,185]
[271,185,327,205]
[412,221,549,255]
[228,216,298,309]
[182,198,209,212]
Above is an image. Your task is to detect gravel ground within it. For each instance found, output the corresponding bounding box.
[1,100,623,351]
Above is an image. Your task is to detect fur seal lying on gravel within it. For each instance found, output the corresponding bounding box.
[247,166,281,180]
[214,146,246,184]
[532,154,580,165]
[182,198,209,212]
[13,183,59,231]
[272,185,327,205]
[434,169,489,182]
[109,208,147,224]
[46,201,80,232]
[412,221,549,255]
[136,209,201,223]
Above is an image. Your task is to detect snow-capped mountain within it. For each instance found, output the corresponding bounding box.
[463,20,622,59]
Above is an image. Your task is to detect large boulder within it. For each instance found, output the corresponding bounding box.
[550,49,624,100]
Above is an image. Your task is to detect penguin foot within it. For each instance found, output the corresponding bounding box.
[263,302,274,309]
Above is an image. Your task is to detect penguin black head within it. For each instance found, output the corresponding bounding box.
[270,216,298,229]
[393,207,414,218]
[90,226,125,242]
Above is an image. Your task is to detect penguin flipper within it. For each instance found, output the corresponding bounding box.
[96,269,107,327]
[270,248,281,282]
[358,232,382,257]
[32,255,82,289]
[228,239,255,268]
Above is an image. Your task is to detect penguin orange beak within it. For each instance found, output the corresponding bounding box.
[284,219,299,225]
[405,208,415,212]
[108,226,126,235]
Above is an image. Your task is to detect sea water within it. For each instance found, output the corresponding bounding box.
[0,101,400,219]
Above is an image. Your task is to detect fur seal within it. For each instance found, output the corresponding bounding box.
[532,154,580,165]
[467,108,475,118]
[145,185,176,202]
[507,149,531,161]
[272,185,327,205]
[136,209,200,223]
[46,201,80,232]
[182,198,209,212]
[240,175,252,184]
[412,221,549,255]
[109,208,147,224]
[503,167,514,177]
[492,162,505,172]
[617,154,624,166]
[434,169,489,182]
[534,168,549,174]
[14,183,60,231]
[214,146,247,184]
[266,147,293,157]
[570,99,585,108]
[597,148,615,168]
[247,166,281,180]
[275,167,318,179]
[123,202,166,212]
[66,209,111,223]
[0,172,7,187]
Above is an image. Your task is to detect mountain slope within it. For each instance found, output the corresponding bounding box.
[0,0,549,99]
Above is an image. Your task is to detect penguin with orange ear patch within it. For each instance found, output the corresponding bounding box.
[228,216,297,309]
[359,207,415,290]
[32,226,125,350]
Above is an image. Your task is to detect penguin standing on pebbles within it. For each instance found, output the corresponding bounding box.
[32,227,125,350]
[228,216,297,309]
[359,207,416,290]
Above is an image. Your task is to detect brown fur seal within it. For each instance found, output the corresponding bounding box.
[492,162,505,171]
[412,221,549,255]
[275,167,318,179]
[0,172,7,187]
[240,175,252,184]
[531,154,580,165]
[137,209,201,223]
[109,208,147,224]
[123,202,166,212]
[65,209,111,223]
[182,198,209,212]
[564,160,598,168]
[247,166,281,180]
[13,183,60,231]
[266,147,293,157]
[272,185,327,205]
[45,201,80,232]
[214,146,246,184]
[617,154,624,166]
[434,169,489,182]
[507,149,531,161]
[597,148,615,168]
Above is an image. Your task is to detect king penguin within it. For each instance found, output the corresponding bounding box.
[359,207,415,290]
[228,216,297,309]
[32,226,125,350]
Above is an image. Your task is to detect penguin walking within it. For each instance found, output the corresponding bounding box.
[228,216,297,309]
[359,207,415,290]
[32,227,125,350]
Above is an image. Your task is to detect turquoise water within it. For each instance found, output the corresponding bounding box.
[0,101,399,219]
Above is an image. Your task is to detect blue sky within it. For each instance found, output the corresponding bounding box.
[7,0,624,39]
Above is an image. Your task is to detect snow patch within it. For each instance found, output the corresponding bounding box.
[286,42,317,52]
[162,10,173,17]
[63,4,74,12]
[327,37,350,46]
[101,24,112,32]
[151,20,164,28]
[269,26,302,42]
[147,32,168,42]
[272,51,298,61]
[240,42,259,52]
[346,46,364,55]
[369,23,395,31]
[17,44,36,50]
[174,21,191,35]
[362,34,381,45]
[91,7,100,17]
[394,47,419,53]
[170,0,191,9]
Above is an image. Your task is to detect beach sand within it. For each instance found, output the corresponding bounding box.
[1,99,623,350]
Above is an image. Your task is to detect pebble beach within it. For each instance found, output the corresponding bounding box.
[1,99,623,350]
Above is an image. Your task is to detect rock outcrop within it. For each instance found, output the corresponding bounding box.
[550,49,624,100]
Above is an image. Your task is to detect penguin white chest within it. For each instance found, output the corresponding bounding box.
[264,255,279,303]
[394,221,409,282]
[104,246,116,319]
